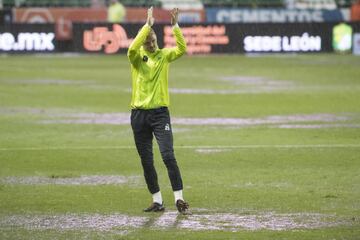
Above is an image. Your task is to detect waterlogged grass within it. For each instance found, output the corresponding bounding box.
[0,54,360,239]
[1,227,359,240]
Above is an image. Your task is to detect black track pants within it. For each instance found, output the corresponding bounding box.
[131,107,183,194]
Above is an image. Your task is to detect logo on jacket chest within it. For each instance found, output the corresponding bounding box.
[142,54,163,65]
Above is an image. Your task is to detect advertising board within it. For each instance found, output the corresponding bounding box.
[73,22,360,54]
[352,33,360,55]
[3,22,359,54]
[0,24,55,52]
[206,8,350,23]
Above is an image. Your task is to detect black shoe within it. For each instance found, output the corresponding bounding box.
[143,202,165,212]
[176,199,190,214]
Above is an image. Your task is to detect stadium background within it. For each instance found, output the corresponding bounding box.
[1,1,360,240]
[1,0,360,54]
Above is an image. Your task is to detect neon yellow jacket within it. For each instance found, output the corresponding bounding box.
[127,24,187,109]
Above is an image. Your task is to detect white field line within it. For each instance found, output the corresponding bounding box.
[0,144,360,151]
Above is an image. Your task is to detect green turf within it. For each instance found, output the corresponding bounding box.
[0,54,360,239]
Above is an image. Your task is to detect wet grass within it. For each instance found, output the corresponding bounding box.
[0,54,360,239]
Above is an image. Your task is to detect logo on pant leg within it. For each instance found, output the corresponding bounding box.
[165,123,170,131]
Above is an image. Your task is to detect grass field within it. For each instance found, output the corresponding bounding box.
[0,54,360,239]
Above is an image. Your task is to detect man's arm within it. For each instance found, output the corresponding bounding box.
[127,7,154,65]
[166,8,187,62]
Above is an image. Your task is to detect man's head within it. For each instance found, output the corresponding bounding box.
[143,29,158,53]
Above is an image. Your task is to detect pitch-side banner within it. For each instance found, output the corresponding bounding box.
[73,23,143,54]
[206,8,350,23]
[0,10,12,25]
[0,24,56,53]
[73,23,230,54]
[72,22,360,54]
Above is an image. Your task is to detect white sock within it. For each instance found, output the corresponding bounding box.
[174,190,184,203]
[152,191,163,204]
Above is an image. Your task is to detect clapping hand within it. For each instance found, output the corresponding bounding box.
[171,8,179,26]
[147,6,154,26]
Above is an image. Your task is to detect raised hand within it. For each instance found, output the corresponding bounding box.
[170,8,179,26]
[147,6,155,26]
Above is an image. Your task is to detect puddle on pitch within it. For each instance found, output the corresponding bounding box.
[195,148,231,154]
[0,211,352,235]
[0,175,142,186]
[1,107,356,129]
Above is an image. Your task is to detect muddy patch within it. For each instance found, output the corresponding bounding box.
[277,124,360,129]
[195,148,230,154]
[218,76,290,86]
[231,182,294,189]
[0,214,147,232]
[168,88,290,94]
[0,211,351,234]
[170,88,239,94]
[0,107,58,115]
[178,212,345,231]
[0,175,142,186]
[216,76,295,93]
[37,112,352,127]
[2,107,356,128]
[172,114,349,126]
[2,79,93,85]
[41,113,130,125]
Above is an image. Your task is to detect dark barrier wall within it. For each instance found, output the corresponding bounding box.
[2,22,359,54]
[0,24,56,53]
[0,10,12,25]
[72,22,360,54]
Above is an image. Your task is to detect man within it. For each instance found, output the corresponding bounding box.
[127,7,189,214]
[107,0,125,23]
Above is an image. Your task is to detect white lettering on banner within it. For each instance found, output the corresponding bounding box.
[244,33,321,52]
[216,9,324,23]
[0,33,15,51]
[178,12,201,23]
[353,34,360,55]
[0,32,55,51]
[164,25,229,54]
[83,24,133,54]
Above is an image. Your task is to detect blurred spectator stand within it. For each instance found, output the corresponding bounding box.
[107,0,125,23]
[351,0,360,21]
